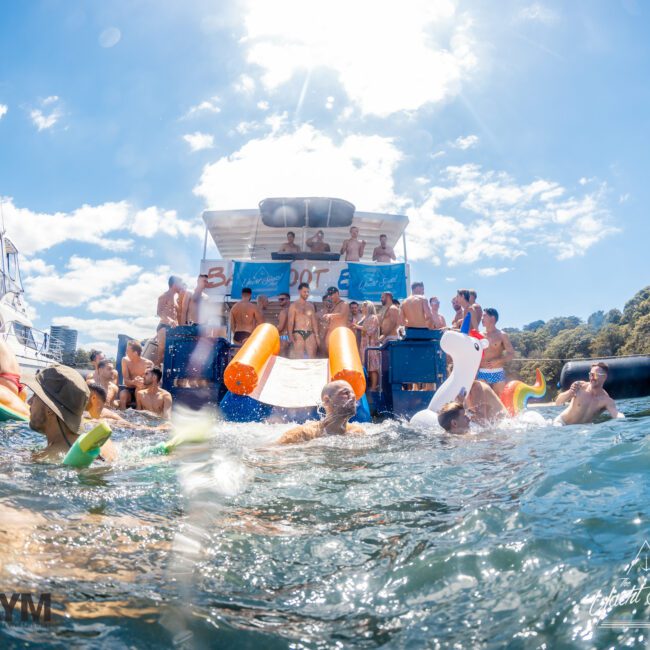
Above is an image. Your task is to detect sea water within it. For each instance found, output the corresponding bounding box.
[1,399,650,649]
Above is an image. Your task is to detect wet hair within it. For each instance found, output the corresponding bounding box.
[89,350,103,362]
[298,282,310,291]
[411,281,424,291]
[151,367,163,383]
[457,289,470,302]
[438,402,465,432]
[97,359,112,370]
[127,340,142,355]
[88,383,107,403]
[484,307,499,322]
[593,361,609,373]
[241,287,252,296]
[469,289,477,299]
[287,231,295,237]
[168,275,183,288]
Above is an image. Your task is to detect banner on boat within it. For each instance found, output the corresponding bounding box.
[346,262,407,301]
[200,259,409,300]
[230,261,291,299]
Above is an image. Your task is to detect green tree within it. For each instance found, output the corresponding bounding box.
[587,310,605,330]
[620,313,650,355]
[543,316,583,337]
[604,308,622,325]
[73,348,92,368]
[621,286,650,324]
[590,324,627,357]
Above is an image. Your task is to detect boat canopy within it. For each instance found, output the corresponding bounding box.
[202,197,409,260]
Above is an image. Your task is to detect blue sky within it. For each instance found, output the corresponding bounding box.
[1,0,648,353]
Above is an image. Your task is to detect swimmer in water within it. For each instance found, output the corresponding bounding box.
[437,381,508,434]
[278,380,365,444]
[28,365,118,463]
[554,361,623,425]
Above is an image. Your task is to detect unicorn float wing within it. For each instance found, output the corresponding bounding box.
[410,314,489,427]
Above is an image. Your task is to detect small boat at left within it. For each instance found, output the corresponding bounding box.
[0,229,60,381]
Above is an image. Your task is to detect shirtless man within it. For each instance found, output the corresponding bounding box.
[322,286,350,350]
[95,359,119,408]
[318,297,333,356]
[287,282,320,359]
[86,350,118,385]
[372,234,396,263]
[469,290,483,327]
[256,294,270,323]
[180,274,208,326]
[119,340,153,410]
[477,308,515,396]
[429,297,447,329]
[306,230,331,253]
[279,231,301,254]
[278,380,364,444]
[437,381,508,433]
[456,289,480,330]
[340,226,366,261]
[156,276,184,365]
[379,291,400,342]
[86,384,130,425]
[277,293,291,356]
[136,367,173,420]
[451,295,464,329]
[229,287,263,345]
[555,362,623,425]
[27,365,118,463]
[400,282,434,330]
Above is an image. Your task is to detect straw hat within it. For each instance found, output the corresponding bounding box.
[27,365,89,434]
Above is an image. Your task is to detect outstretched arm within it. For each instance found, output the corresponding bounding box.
[605,397,624,419]
[556,382,582,405]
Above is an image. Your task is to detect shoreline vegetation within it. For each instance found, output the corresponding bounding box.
[504,285,650,396]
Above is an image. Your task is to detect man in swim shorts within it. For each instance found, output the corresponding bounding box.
[277,293,291,356]
[156,275,184,365]
[437,381,508,434]
[0,340,30,418]
[278,380,365,444]
[554,362,623,425]
[287,282,319,359]
[119,340,153,410]
[229,287,263,345]
[27,365,117,463]
[400,281,434,330]
[379,291,400,342]
[136,367,173,419]
[477,307,515,397]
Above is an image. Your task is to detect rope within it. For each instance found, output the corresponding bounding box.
[510,353,649,363]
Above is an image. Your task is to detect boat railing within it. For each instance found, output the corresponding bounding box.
[0,321,62,361]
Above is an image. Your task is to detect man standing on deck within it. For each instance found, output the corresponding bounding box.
[279,231,301,254]
[287,283,319,359]
[477,308,515,397]
[256,294,270,323]
[321,286,350,352]
[278,380,365,444]
[554,362,623,425]
[429,297,447,330]
[229,287,263,345]
[456,289,480,331]
[119,340,153,410]
[469,290,483,327]
[155,276,184,365]
[340,226,366,261]
[136,367,173,420]
[400,282,434,330]
[379,292,400,342]
[306,230,331,253]
[180,274,208,326]
[372,234,396,263]
[277,293,291,356]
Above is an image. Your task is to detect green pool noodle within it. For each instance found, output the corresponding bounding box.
[63,422,112,468]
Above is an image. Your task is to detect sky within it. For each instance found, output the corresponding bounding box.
[1,0,648,354]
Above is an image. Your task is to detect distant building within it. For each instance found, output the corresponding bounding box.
[49,325,78,365]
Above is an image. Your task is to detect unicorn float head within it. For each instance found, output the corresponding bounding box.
[410,314,489,427]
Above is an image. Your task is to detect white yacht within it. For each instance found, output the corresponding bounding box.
[0,231,60,379]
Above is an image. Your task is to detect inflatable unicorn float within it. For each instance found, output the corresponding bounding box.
[410,314,546,427]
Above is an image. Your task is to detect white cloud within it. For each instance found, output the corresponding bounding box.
[29,96,63,131]
[407,164,618,264]
[99,27,121,48]
[234,74,255,94]
[194,122,403,211]
[476,266,513,277]
[20,257,54,275]
[257,100,269,110]
[52,315,159,346]
[24,256,141,307]
[517,3,558,24]
[325,96,335,110]
[0,104,7,119]
[183,131,214,151]
[184,96,221,118]
[242,0,477,116]
[453,134,479,150]
[132,206,204,239]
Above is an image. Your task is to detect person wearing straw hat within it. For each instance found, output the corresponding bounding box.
[27,365,118,463]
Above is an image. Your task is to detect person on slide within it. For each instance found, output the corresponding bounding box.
[437,381,508,434]
[554,362,623,425]
[0,340,30,418]
[278,380,365,444]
